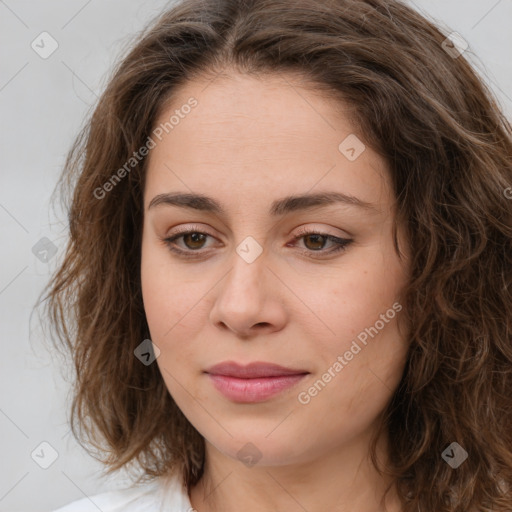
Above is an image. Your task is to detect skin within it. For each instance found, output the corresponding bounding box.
[140,71,411,512]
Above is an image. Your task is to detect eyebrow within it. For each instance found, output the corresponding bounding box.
[147,191,380,215]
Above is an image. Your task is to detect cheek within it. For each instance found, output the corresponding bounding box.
[141,235,198,339]
[140,247,169,339]
[140,238,211,399]
[142,285,205,380]
[295,315,408,449]
[297,257,405,348]
[141,265,202,404]
[294,248,408,400]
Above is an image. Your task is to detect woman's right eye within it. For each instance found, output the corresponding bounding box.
[162,230,215,258]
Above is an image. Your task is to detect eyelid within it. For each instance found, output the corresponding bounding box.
[292,224,349,239]
[165,223,216,237]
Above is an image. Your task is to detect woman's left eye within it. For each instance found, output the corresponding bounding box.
[161,228,353,259]
[289,230,352,258]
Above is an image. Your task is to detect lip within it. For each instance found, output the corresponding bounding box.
[205,361,309,403]
[206,361,309,378]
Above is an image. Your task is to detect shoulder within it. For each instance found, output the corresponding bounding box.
[52,473,192,512]
[51,480,160,512]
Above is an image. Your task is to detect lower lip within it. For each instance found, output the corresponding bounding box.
[207,373,308,403]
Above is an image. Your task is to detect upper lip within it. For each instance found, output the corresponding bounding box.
[205,361,309,378]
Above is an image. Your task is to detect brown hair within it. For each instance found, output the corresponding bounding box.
[38,0,512,510]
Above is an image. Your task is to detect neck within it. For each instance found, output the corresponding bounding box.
[189,427,402,512]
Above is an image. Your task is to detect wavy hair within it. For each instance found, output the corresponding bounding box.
[38,0,512,510]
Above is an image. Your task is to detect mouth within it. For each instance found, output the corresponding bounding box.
[204,361,310,403]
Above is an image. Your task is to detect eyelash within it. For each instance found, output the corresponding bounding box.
[161,225,352,260]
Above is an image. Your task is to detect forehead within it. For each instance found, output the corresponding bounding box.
[144,72,391,215]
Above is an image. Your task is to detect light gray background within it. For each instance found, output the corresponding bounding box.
[1,1,511,511]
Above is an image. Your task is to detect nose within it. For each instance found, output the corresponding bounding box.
[208,248,288,339]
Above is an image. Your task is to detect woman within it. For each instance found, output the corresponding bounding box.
[42,0,512,510]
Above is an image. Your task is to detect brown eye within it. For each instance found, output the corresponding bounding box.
[303,233,328,251]
[290,229,353,259]
[162,229,216,258]
[182,232,207,250]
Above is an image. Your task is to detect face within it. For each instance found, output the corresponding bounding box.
[140,72,410,468]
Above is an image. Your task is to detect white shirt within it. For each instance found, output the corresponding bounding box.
[52,472,194,512]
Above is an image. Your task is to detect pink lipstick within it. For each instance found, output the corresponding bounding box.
[205,361,309,403]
